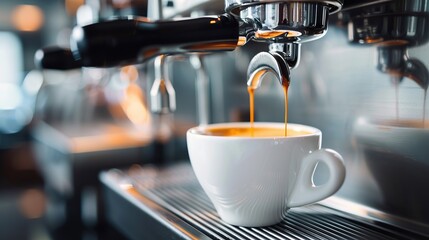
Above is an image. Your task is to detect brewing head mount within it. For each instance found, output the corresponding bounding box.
[226,0,343,44]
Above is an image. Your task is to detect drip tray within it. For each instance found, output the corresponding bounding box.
[100,162,428,240]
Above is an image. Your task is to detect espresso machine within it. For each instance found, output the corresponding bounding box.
[36,0,429,239]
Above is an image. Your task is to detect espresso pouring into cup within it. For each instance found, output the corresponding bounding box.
[187,45,346,227]
[187,122,346,227]
[35,0,347,228]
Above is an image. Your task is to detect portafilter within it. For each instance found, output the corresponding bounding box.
[36,0,343,70]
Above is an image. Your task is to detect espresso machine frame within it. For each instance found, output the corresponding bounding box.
[34,0,429,239]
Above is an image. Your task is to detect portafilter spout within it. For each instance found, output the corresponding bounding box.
[377,45,428,90]
[247,50,290,90]
[150,55,176,114]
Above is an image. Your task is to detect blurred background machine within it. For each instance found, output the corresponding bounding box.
[0,0,428,239]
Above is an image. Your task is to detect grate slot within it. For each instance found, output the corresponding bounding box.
[325,215,411,240]
[292,213,352,239]
[250,228,281,240]
[279,221,327,240]
[299,213,371,239]
[290,209,376,239]
[284,214,334,240]
[287,213,346,239]
[271,225,308,240]
[259,227,294,239]
[302,211,394,239]
[265,226,299,240]
[308,206,415,240]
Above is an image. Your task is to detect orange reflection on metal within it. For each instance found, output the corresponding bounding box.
[184,41,238,50]
[71,124,152,153]
[11,5,44,32]
[120,83,151,127]
[114,66,152,127]
[120,66,139,82]
[19,189,46,219]
[65,0,85,15]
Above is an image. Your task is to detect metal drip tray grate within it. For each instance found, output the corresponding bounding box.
[102,163,429,240]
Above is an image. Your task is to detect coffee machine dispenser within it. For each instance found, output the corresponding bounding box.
[69,0,342,83]
[35,0,429,239]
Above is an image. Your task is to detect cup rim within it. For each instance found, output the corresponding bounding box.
[187,122,321,139]
[355,117,429,131]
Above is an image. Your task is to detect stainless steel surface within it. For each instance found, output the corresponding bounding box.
[148,0,163,20]
[344,0,429,90]
[227,0,342,44]
[226,0,343,14]
[150,55,177,114]
[190,54,210,125]
[101,163,429,239]
[347,4,429,46]
[163,0,224,18]
[269,43,301,70]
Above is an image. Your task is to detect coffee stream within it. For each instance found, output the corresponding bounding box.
[248,87,255,137]
[423,89,427,126]
[283,85,289,136]
[248,83,289,137]
[394,81,428,128]
[394,81,399,121]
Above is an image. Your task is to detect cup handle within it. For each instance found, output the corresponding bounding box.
[287,149,346,208]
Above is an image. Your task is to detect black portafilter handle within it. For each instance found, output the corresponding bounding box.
[34,46,82,70]
[70,14,239,68]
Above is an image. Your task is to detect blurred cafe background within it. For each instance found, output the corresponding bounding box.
[0,0,428,239]
[1,1,151,239]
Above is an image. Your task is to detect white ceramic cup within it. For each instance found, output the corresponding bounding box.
[187,122,346,227]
